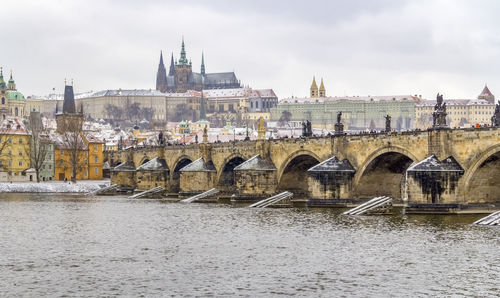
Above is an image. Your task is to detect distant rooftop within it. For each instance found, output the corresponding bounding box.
[279,95,420,104]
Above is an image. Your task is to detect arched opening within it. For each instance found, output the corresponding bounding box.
[356,152,413,199]
[218,157,246,192]
[141,158,150,165]
[15,107,18,116]
[467,151,500,203]
[278,154,320,198]
[171,158,192,193]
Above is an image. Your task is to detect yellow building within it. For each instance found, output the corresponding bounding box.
[0,118,31,181]
[83,134,104,180]
[52,133,104,181]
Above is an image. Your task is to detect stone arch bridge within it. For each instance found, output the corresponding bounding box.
[108,127,500,206]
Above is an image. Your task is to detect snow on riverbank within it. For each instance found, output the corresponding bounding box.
[0,180,110,193]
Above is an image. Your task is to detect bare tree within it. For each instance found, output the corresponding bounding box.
[58,116,86,183]
[278,111,292,127]
[26,112,50,182]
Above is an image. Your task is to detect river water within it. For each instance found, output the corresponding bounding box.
[0,193,498,297]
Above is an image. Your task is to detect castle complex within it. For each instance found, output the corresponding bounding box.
[156,37,241,93]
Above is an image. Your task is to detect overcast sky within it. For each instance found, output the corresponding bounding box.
[2,0,500,101]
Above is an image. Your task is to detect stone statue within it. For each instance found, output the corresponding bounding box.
[334,112,344,135]
[302,120,312,137]
[385,114,391,132]
[158,131,164,145]
[432,93,448,129]
[436,93,443,107]
[195,134,198,144]
[492,103,500,127]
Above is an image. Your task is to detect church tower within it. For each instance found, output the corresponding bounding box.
[168,53,175,76]
[201,52,206,75]
[319,78,326,97]
[478,84,495,103]
[0,68,8,120]
[174,36,193,93]
[155,51,168,93]
[7,70,16,91]
[310,77,318,98]
[56,82,84,133]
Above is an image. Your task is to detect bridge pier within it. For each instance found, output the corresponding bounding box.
[179,158,217,198]
[233,155,278,201]
[307,156,356,205]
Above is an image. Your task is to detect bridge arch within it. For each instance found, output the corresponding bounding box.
[139,157,150,165]
[217,154,246,192]
[277,150,321,198]
[170,155,194,193]
[462,143,500,203]
[354,146,417,199]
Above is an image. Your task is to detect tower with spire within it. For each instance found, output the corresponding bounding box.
[478,84,495,103]
[156,51,168,93]
[56,81,84,133]
[319,78,326,97]
[7,70,16,91]
[201,52,205,76]
[0,68,7,119]
[310,77,319,98]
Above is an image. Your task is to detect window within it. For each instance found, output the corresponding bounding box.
[19,138,22,144]
[94,146,98,152]
[8,138,11,144]
[8,150,11,156]
[94,167,98,175]
[84,170,88,177]
[60,149,63,155]
[19,161,22,166]
[49,165,51,169]
[94,156,98,163]
[19,150,22,156]
[8,160,11,167]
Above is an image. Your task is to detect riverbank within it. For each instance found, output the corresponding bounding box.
[0,180,110,193]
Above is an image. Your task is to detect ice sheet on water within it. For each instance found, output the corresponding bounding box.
[0,181,108,193]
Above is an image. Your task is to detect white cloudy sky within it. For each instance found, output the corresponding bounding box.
[2,0,500,101]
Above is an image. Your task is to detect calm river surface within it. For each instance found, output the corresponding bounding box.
[0,193,499,297]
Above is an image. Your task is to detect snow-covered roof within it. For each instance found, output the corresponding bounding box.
[308,156,355,173]
[416,99,494,107]
[179,158,216,172]
[137,157,168,171]
[234,155,276,171]
[0,118,29,135]
[279,95,420,104]
[407,155,464,172]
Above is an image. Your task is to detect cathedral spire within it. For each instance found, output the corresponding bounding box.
[169,52,175,76]
[178,36,188,65]
[201,52,206,75]
[156,51,167,92]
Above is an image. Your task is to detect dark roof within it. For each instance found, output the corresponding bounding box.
[204,72,238,84]
[407,155,464,172]
[137,157,169,171]
[179,158,216,172]
[234,155,276,171]
[308,156,355,173]
[63,85,76,113]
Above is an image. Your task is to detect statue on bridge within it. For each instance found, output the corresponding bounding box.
[492,103,500,127]
[385,114,391,133]
[302,120,312,137]
[432,93,448,129]
[334,111,344,135]
[158,131,164,145]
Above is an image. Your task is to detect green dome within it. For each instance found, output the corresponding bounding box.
[7,91,25,100]
[178,120,187,127]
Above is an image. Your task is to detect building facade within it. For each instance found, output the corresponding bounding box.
[0,118,31,181]
[415,86,496,129]
[156,37,241,93]
[271,95,419,131]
